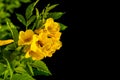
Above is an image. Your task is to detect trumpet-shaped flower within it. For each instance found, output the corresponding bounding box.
[18,30,34,45]
[44,18,60,34]
[25,35,45,60]
[0,39,14,46]
[44,40,62,57]
[48,31,62,40]
[25,49,45,60]
[19,18,63,60]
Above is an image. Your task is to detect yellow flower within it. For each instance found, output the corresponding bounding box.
[25,49,44,60]
[34,28,42,34]
[35,21,62,57]
[44,18,60,34]
[18,30,34,45]
[25,35,45,60]
[0,39,14,46]
[22,21,62,60]
[44,18,62,41]
[45,40,62,57]
[48,31,62,40]
[37,29,50,44]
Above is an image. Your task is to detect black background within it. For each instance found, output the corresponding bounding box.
[11,0,82,80]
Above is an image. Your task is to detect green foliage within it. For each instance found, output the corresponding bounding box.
[16,0,39,29]
[59,23,68,31]
[25,0,39,20]
[14,66,27,73]
[16,13,26,26]
[0,25,12,40]
[0,0,31,24]
[48,12,65,20]
[32,60,52,76]
[16,1,68,31]
[6,21,19,47]
[4,43,16,51]
[0,63,6,75]
[27,63,34,76]
[42,4,59,19]
[3,57,13,80]
[0,0,67,80]
[26,15,36,28]
[11,73,35,80]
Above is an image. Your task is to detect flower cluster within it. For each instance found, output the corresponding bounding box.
[0,0,67,79]
[18,18,62,60]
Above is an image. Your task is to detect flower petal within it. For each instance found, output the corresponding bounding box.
[0,39,14,46]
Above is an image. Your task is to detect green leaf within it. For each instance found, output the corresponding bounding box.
[11,73,35,80]
[9,50,21,61]
[33,68,50,76]
[0,10,10,19]
[27,63,34,76]
[2,50,11,61]
[0,25,9,32]
[0,63,6,75]
[32,16,42,30]
[41,4,59,19]
[6,21,19,44]
[46,4,59,12]
[25,0,39,20]
[0,25,10,39]
[47,12,65,20]
[32,60,51,76]
[0,31,9,39]
[16,13,26,26]
[4,43,16,51]
[3,70,9,80]
[35,8,39,19]
[26,15,36,27]
[11,60,20,69]
[20,0,31,3]
[4,57,13,80]
[14,66,26,74]
[0,3,4,9]
[59,23,68,31]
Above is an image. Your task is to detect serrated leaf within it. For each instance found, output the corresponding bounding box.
[26,15,36,27]
[25,0,39,20]
[59,23,68,31]
[48,12,65,20]
[33,68,51,76]
[16,13,26,26]
[14,66,26,74]
[6,21,19,44]
[32,61,51,76]
[11,73,35,80]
